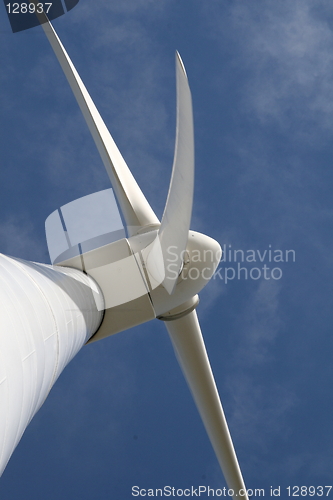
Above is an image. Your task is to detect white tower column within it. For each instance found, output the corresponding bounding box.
[0,254,104,475]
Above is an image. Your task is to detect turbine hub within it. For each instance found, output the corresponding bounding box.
[146,230,222,318]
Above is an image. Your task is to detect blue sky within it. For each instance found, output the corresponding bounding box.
[1,0,333,498]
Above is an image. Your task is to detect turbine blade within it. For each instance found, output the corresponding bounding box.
[165,310,248,500]
[158,52,194,294]
[40,20,159,236]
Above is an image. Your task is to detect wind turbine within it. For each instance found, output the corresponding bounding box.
[0,13,249,500]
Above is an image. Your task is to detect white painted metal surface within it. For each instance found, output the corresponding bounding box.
[0,254,104,475]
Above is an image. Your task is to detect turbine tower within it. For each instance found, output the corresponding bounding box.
[0,14,249,500]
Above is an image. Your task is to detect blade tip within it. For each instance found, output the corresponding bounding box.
[175,50,188,78]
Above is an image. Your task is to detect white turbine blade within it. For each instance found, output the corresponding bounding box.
[158,52,194,294]
[165,310,248,500]
[40,20,159,236]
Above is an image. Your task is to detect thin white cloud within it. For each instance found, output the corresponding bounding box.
[236,279,282,365]
[207,0,333,140]
[223,281,291,422]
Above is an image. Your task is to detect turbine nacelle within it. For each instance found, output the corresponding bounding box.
[53,223,221,340]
